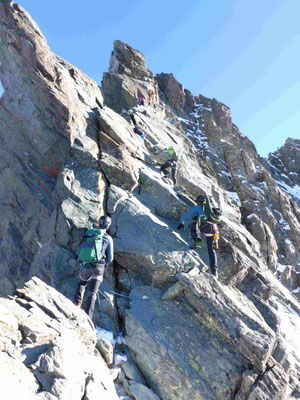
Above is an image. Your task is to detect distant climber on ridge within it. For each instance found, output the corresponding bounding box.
[177,195,222,278]
[136,96,145,106]
[74,216,114,322]
[148,89,156,108]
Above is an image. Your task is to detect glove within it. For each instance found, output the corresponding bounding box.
[177,223,184,230]
[141,134,145,140]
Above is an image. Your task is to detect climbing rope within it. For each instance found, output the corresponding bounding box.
[97,290,128,355]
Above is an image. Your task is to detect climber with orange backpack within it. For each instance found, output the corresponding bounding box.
[177,195,222,278]
[74,216,114,321]
[148,89,156,107]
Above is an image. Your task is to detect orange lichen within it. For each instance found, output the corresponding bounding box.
[41,157,61,176]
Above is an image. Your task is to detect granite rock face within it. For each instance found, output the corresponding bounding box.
[268,138,300,189]
[0,2,300,399]
[125,271,299,400]
[0,277,119,400]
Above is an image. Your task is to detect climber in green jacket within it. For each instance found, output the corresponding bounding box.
[160,146,178,184]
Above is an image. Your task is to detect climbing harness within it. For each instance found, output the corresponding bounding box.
[199,222,220,250]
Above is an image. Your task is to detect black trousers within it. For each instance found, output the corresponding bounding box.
[74,263,105,320]
[190,221,218,275]
[160,160,177,184]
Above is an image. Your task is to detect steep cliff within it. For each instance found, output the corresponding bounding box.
[0,2,299,399]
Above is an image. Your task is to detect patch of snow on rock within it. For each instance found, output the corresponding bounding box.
[226,191,241,206]
[96,327,116,347]
[272,296,300,356]
[277,264,287,273]
[277,180,300,202]
[0,79,3,98]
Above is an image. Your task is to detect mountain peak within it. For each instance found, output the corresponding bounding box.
[0,7,300,398]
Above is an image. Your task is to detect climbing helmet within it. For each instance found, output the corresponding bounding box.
[99,215,111,229]
[196,195,207,204]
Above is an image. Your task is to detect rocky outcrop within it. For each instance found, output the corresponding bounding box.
[0,2,300,399]
[0,277,119,400]
[102,40,156,113]
[0,0,106,297]
[125,270,299,400]
[164,74,300,289]
[268,138,300,189]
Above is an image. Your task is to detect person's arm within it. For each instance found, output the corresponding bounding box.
[105,236,114,266]
[173,151,178,161]
[207,195,217,209]
[180,205,201,224]
[130,114,137,126]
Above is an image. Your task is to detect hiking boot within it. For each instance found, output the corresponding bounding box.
[212,271,218,279]
[190,241,202,249]
[162,177,172,185]
[173,184,184,192]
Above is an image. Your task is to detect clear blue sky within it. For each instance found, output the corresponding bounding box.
[15,0,300,157]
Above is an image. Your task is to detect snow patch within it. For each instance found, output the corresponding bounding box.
[178,117,197,126]
[114,353,127,365]
[0,79,3,98]
[220,139,233,145]
[226,191,241,206]
[96,327,116,347]
[219,170,231,177]
[246,213,258,219]
[281,173,290,180]
[287,304,299,318]
[271,296,300,356]
[250,184,265,195]
[276,263,287,273]
[277,180,300,201]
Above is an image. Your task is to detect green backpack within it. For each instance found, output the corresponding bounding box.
[77,228,105,263]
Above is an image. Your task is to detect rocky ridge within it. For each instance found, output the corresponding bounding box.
[0,2,300,399]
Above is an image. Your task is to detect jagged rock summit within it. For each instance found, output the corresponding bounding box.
[0,1,300,399]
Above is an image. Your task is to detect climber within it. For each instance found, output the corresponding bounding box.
[74,215,114,321]
[136,96,145,106]
[177,195,222,278]
[128,110,146,140]
[148,89,156,108]
[159,145,178,184]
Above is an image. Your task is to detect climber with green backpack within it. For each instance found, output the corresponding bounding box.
[177,194,222,278]
[74,216,113,321]
[159,146,178,184]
